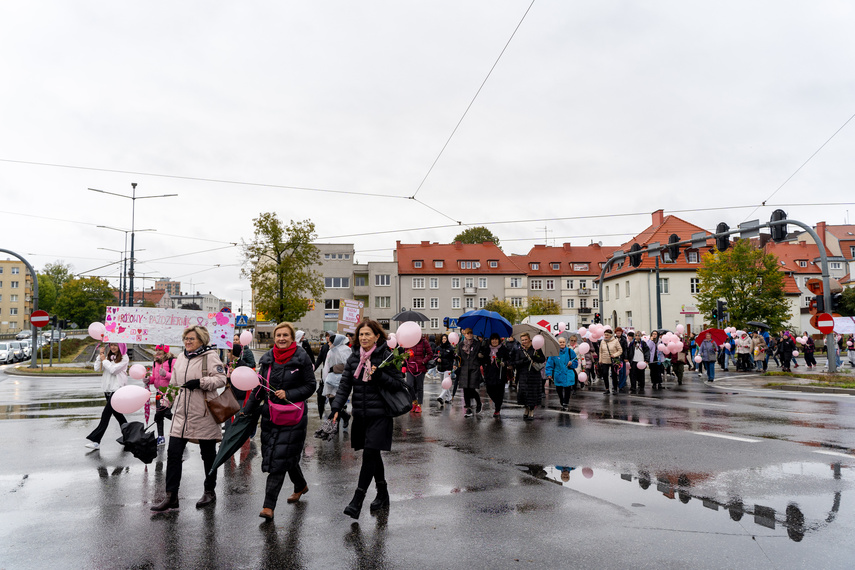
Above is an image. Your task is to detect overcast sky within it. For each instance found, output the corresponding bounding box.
[1,1,854,312]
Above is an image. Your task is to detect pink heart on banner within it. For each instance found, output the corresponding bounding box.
[215,312,229,325]
[226,341,233,348]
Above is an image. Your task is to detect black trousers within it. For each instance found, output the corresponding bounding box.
[165,437,218,494]
[555,386,572,406]
[486,383,504,412]
[264,464,307,509]
[357,448,386,490]
[649,363,663,386]
[629,364,646,391]
[463,387,481,410]
[598,364,619,391]
[86,392,127,444]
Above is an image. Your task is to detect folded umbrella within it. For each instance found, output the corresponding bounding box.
[456,310,513,338]
[116,421,158,465]
[207,405,262,476]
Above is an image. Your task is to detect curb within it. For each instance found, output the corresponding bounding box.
[5,366,101,377]
[767,384,855,395]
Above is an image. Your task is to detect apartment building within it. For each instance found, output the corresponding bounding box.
[0,259,34,333]
[169,291,229,313]
[154,279,181,296]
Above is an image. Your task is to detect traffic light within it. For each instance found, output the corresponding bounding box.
[50,315,58,328]
[712,306,718,320]
[593,313,601,324]
[667,234,681,261]
[830,292,842,313]
[58,319,68,329]
[770,209,788,242]
[628,243,643,268]
[814,295,825,313]
[443,317,449,329]
[717,300,727,321]
[715,222,730,252]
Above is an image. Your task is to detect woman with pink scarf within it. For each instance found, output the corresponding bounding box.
[331,319,406,520]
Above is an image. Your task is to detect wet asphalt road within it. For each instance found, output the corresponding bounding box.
[1,362,853,569]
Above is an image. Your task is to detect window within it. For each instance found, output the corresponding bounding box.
[11,281,19,289]
[567,298,575,309]
[593,298,599,309]
[354,276,366,287]
[10,308,17,315]
[662,251,674,264]
[690,278,700,294]
[687,251,699,263]
[850,246,855,258]
[412,277,425,289]
[579,280,587,289]
[11,267,19,274]
[375,296,391,308]
[615,284,620,299]
[625,280,630,297]
[465,298,474,309]
[478,297,487,308]
[324,277,350,288]
[434,260,444,268]
[510,277,522,288]
[451,278,460,289]
[626,311,633,327]
[323,299,340,310]
[659,278,670,294]
[478,277,487,288]
[10,295,17,303]
[430,297,439,309]
[459,260,480,269]
[0,295,2,302]
[510,297,523,307]
[414,260,423,268]
[429,277,439,289]
[546,279,555,290]
[552,263,560,270]
[430,318,439,329]
[0,267,3,273]
[531,263,539,270]
[465,277,474,288]
[412,298,425,309]
[489,260,498,268]
[530,279,543,290]
[452,298,461,309]
[565,279,574,289]
[830,262,842,269]
[580,298,587,308]
[798,260,807,268]
[375,274,391,286]
[592,281,598,290]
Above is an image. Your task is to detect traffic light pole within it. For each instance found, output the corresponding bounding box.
[596,216,836,373]
[0,249,40,369]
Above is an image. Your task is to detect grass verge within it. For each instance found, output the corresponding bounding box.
[763,370,855,389]
[35,339,97,364]
[12,366,99,375]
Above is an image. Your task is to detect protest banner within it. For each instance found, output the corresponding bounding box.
[337,299,364,334]
[101,306,236,349]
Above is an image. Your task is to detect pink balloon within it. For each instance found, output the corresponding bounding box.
[240,331,253,346]
[724,342,731,350]
[448,332,460,345]
[129,364,147,380]
[582,467,594,479]
[674,341,684,352]
[675,324,685,334]
[577,342,590,355]
[396,321,422,349]
[386,336,398,349]
[658,343,670,355]
[792,350,799,357]
[578,372,588,383]
[532,335,545,350]
[694,356,702,363]
[110,385,151,414]
[558,322,566,332]
[441,377,452,390]
[577,327,588,337]
[231,366,260,391]
[88,322,106,341]
[848,340,853,347]
[637,361,647,370]
[667,341,679,352]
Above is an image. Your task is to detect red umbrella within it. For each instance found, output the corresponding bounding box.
[696,328,727,346]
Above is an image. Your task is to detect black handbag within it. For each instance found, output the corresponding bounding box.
[378,378,416,417]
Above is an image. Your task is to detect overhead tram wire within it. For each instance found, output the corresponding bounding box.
[742,110,855,222]
[410,0,538,200]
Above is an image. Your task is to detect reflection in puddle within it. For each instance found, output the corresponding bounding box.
[0,400,104,420]
[515,461,851,542]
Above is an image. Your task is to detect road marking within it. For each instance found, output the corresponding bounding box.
[688,401,727,407]
[813,450,853,458]
[604,419,653,426]
[690,431,760,443]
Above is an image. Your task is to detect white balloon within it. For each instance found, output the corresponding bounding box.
[110,385,151,414]
[396,321,422,349]
[129,364,147,380]
[532,335,545,350]
[448,332,460,345]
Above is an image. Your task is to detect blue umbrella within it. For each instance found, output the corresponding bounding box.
[456,310,513,338]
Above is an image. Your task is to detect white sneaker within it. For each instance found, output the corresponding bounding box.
[85,441,100,449]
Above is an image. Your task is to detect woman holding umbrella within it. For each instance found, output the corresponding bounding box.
[330,319,405,519]
[243,322,317,520]
[698,332,718,382]
[512,332,547,420]
[456,328,485,417]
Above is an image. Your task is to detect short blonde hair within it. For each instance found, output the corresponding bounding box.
[183,325,210,346]
[462,328,473,334]
[273,322,296,341]
[519,332,531,341]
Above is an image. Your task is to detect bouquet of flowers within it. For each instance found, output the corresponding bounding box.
[378,347,415,372]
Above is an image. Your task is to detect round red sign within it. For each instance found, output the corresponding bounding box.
[815,312,835,335]
[30,310,50,328]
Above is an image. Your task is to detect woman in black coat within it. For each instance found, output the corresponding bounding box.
[331,319,406,519]
[244,322,317,520]
[512,332,547,420]
[482,333,511,417]
[456,328,485,417]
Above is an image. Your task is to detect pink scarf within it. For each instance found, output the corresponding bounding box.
[355,345,376,382]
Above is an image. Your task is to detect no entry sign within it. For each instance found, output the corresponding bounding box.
[30,310,50,328]
[815,312,834,334]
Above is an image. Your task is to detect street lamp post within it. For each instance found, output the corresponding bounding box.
[97,226,156,306]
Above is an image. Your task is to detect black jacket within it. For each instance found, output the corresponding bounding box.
[245,347,317,474]
[300,339,316,368]
[456,339,485,390]
[511,345,546,406]
[625,339,649,364]
[331,340,404,418]
[315,341,330,370]
[482,344,511,386]
[437,341,456,372]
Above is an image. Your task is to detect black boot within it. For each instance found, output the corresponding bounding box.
[151,491,179,512]
[196,489,216,508]
[370,482,390,512]
[343,488,366,519]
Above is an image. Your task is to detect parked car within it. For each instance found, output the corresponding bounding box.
[16,330,32,340]
[8,341,25,362]
[20,340,32,358]
[44,330,67,344]
[0,343,12,364]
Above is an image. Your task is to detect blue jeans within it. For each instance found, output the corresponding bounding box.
[705,360,715,381]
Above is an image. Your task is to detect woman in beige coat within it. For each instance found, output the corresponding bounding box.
[151,325,227,512]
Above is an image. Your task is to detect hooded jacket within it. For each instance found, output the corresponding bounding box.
[93,344,129,392]
[545,346,578,387]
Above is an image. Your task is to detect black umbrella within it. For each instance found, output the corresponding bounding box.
[392,310,429,323]
[116,421,158,464]
[747,321,770,330]
[207,406,262,476]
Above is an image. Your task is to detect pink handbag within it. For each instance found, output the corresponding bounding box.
[266,369,305,426]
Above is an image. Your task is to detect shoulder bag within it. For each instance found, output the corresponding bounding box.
[377,370,415,417]
[204,354,241,424]
[265,367,306,426]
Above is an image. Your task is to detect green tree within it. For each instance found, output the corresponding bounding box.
[525,296,561,317]
[484,297,520,324]
[242,213,324,323]
[453,226,500,247]
[43,261,74,291]
[696,239,790,331]
[36,273,57,313]
[839,287,855,316]
[53,277,116,327]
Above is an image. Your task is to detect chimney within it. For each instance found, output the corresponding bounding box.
[454,241,463,249]
[421,241,429,246]
[816,221,827,251]
[652,209,664,227]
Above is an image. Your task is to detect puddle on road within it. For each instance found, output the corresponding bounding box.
[0,400,104,420]
[515,461,853,542]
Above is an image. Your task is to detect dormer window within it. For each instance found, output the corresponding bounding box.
[434,260,444,268]
[459,260,480,269]
[551,263,560,270]
[798,260,807,268]
[531,263,539,270]
[414,260,423,268]
[488,260,498,268]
